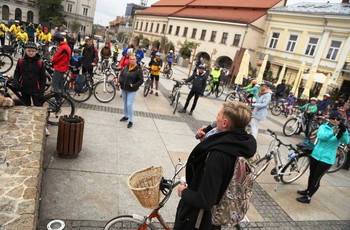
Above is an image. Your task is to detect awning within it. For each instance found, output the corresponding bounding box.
[302,73,327,83]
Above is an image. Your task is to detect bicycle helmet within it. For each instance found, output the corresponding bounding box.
[289,91,294,95]
[198,64,206,69]
[169,50,173,53]
[54,33,64,43]
[73,48,81,53]
[25,41,37,50]
[251,80,257,85]
[155,51,161,56]
[310,97,317,101]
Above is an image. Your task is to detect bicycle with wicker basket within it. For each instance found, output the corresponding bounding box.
[104,161,186,230]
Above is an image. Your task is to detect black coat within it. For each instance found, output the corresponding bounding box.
[119,65,144,91]
[13,54,46,96]
[81,44,98,68]
[174,129,256,230]
[186,70,207,95]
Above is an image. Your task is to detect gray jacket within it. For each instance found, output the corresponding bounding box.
[252,91,272,120]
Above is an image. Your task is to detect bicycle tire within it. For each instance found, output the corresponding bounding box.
[94,61,103,75]
[43,93,75,125]
[106,73,119,92]
[253,156,271,180]
[0,53,14,74]
[166,69,173,79]
[64,79,93,103]
[104,215,156,230]
[143,79,150,97]
[328,147,347,173]
[271,105,282,116]
[215,85,224,98]
[94,81,116,103]
[142,68,149,78]
[280,154,310,184]
[204,84,212,97]
[225,92,240,102]
[283,118,300,136]
[13,47,23,61]
[173,91,180,114]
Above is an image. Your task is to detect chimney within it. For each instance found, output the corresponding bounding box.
[342,0,349,3]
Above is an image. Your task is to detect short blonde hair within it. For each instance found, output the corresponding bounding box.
[222,101,252,130]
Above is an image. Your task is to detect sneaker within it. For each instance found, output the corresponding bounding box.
[150,90,153,94]
[155,92,159,96]
[296,195,311,204]
[120,116,128,122]
[179,109,186,113]
[297,190,308,196]
[188,111,193,115]
[127,122,133,128]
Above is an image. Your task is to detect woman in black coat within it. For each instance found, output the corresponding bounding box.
[118,55,143,128]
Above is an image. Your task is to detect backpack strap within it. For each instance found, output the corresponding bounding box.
[19,57,24,74]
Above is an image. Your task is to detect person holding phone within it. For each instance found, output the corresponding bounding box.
[296,110,349,203]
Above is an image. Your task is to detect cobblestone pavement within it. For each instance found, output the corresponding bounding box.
[37,84,350,230]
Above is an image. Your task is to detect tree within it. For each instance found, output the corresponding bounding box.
[178,39,200,59]
[38,0,65,27]
[70,21,81,33]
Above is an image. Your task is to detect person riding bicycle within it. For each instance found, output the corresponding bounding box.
[244,81,260,102]
[9,20,20,45]
[38,27,52,59]
[0,20,9,46]
[243,79,258,99]
[16,26,28,42]
[209,65,221,95]
[166,50,175,70]
[135,46,144,65]
[317,93,331,115]
[284,91,297,117]
[298,97,318,143]
[112,42,119,63]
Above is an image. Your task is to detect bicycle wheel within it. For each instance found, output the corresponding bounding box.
[271,105,282,116]
[215,85,224,98]
[142,68,149,78]
[166,69,173,79]
[308,127,318,146]
[280,154,310,184]
[225,92,240,102]
[106,73,119,92]
[328,147,347,173]
[143,78,150,97]
[204,84,212,97]
[64,79,93,103]
[0,53,14,74]
[13,46,24,61]
[94,81,116,103]
[104,215,156,230]
[283,118,300,136]
[173,91,180,114]
[94,61,103,75]
[43,93,75,125]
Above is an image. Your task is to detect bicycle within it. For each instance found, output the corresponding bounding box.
[103,160,186,230]
[271,100,296,117]
[0,73,75,125]
[204,76,223,98]
[143,73,151,97]
[12,39,25,61]
[283,110,319,137]
[169,79,185,114]
[253,129,311,185]
[140,61,150,78]
[0,48,14,74]
[162,64,173,79]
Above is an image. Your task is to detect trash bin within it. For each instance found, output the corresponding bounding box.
[56,115,84,158]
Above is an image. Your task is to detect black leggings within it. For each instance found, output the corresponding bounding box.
[184,91,200,112]
[306,156,331,197]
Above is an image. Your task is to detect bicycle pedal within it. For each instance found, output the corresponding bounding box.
[270,168,277,175]
[273,176,280,182]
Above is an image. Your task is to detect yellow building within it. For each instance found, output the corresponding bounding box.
[258,2,350,97]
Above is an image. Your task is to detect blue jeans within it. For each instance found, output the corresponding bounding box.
[121,90,137,122]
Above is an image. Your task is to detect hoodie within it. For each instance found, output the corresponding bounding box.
[174,129,256,230]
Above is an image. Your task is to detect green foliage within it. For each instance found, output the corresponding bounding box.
[117,32,125,42]
[179,39,200,59]
[141,38,150,48]
[70,21,81,33]
[152,39,160,48]
[38,0,65,27]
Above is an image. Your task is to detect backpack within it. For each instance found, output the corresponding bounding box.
[211,156,255,227]
[74,74,87,93]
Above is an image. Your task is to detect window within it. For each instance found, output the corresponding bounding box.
[27,11,34,23]
[183,27,188,37]
[150,23,153,32]
[145,22,148,31]
[269,32,280,49]
[2,5,9,21]
[15,8,22,21]
[135,21,139,30]
[83,8,88,16]
[305,37,318,56]
[162,24,166,33]
[233,34,241,46]
[191,28,197,39]
[140,22,143,31]
[175,26,180,36]
[168,25,173,34]
[221,32,228,44]
[210,31,217,42]
[81,25,86,32]
[286,35,298,52]
[326,40,342,60]
[156,23,159,33]
[67,3,72,13]
[200,30,206,40]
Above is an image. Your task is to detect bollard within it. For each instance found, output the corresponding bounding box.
[56,115,84,158]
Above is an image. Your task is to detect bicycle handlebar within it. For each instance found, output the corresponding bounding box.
[266,129,298,152]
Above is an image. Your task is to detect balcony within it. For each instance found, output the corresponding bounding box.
[342,62,350,73]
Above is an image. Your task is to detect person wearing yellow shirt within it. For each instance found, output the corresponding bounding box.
[9,20,20,45]
[38,27,52,59]
[16,27,29,42]
[0,20,8,46]
[36,26,43,43]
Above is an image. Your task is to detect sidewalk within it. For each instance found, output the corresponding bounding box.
[38,58,350,229]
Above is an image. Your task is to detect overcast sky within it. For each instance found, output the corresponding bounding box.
[93,0,343,26]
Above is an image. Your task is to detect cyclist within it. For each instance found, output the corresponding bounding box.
[135,46,144,65]
[38,27,52,59]
[243,79,257,99]
[333,94,346,111]
[100,41,112,69]
[166,50,175,70]
[112,42,119,63]
[298,97,318,143]
[16,26,28,42]
[284,91,297,118]
[81,36,98,77]
[209,65,221,95]
[0,20,8,46]
[9,20,20,45]
[69,49,82,87]
[317,93,331,115]
[243,80,259,103]
[275,79,287,105]
[148,51,163,96]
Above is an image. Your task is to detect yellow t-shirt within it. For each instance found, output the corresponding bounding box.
[39,32,52,42]
[9,24,20,35]
[0,23,8,36]
[16,31,29,42]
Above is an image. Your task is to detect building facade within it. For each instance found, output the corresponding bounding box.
[260,2,350,96]
[0,0,96,34]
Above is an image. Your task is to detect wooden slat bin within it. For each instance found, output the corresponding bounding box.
[56,115,84,158]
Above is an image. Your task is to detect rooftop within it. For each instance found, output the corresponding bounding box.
[270,2,350,15]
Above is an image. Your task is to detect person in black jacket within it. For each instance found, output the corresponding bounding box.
[275,79,286,105]
[67,33,76,53]
[118,55,144,128]
[179,64,207,115]
[174,101,257,230]
[81,37,98,77]
[13,42,46,106]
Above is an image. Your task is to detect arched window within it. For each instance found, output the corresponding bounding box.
[2,5,9,21]
[15,8,22,21]
[27,11,34,23]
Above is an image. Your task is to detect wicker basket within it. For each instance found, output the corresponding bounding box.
[128,166,163,209]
